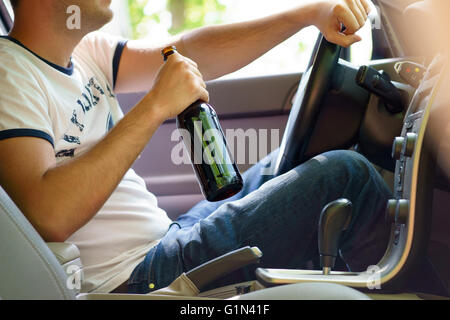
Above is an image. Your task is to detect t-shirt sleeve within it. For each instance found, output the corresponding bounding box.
[75,32,128,90]
[0,59,55,147]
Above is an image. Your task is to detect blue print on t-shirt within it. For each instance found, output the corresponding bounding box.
[63,134,81,145]
[71,110,85,132]
[76,77,105,114]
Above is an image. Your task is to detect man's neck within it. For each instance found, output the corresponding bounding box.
[9,14,84,68]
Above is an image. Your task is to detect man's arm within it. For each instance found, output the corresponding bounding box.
[115,0,371,93]
[0,52,208,242]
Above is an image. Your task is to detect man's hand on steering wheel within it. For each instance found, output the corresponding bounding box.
[274,0,372,175]
[312,0,372,47]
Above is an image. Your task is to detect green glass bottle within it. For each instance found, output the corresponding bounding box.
[162,46,243,202]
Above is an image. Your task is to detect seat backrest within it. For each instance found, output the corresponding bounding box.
[0,1,75,300]
[0,187,76,300]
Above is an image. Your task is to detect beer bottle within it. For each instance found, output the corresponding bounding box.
[162,46,244,202]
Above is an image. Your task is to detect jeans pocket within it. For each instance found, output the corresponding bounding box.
[128,247,156,285]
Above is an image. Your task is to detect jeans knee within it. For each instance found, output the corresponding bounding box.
[318,149,369,165]
[313,150,373,179]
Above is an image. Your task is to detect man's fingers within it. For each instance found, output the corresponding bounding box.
[172,54,199,70]
[184,57,199,69]
[321,1,370,47]
[189,65,204,80]
[196,76,207,89]
[337,5,361,34]
[329,32,362,48]
[184,57,205,82]
[198,87,210,103]
[354,0,368,21]
[346,0,366,28]
[361,0,372,14]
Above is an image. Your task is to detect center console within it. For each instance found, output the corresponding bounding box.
[255,56,447,292]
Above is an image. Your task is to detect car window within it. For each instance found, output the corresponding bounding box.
[103,0,320,79]
[350,21,374,65]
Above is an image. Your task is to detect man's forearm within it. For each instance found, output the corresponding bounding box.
[116,0,369,93]
[35,96,164,241]
[175,2,320,80]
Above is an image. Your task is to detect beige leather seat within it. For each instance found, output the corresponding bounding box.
[0,187,78,299]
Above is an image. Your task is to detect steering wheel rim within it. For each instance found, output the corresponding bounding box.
[273,36,342,176]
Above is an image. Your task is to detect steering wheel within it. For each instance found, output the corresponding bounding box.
[273,36,342,176]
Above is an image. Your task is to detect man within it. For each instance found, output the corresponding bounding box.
[0,0,391,294]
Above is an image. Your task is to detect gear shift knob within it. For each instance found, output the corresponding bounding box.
[318,199,353,275]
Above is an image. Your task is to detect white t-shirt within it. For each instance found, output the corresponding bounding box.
[0,32,173,293]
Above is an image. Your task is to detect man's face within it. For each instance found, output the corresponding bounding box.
[55,0,114,32]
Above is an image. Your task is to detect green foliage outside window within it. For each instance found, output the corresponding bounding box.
[127,0,226,39]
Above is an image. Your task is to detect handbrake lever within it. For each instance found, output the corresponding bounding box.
[186,246,262,291]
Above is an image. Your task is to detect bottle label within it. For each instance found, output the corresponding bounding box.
[190,115,236,188]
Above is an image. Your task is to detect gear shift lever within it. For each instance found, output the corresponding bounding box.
[318,199,353,275]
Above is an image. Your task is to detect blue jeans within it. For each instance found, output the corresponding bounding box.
[127,150,392,294]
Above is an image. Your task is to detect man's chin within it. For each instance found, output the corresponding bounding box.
[96,8,114,29]
[104,9,114,24]
[81,9,114,34]
[96,0,114,23]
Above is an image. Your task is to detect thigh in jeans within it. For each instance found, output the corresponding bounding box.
[174,149,279,228]
[128,150,392,293]
[126,223,183,294]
